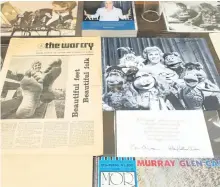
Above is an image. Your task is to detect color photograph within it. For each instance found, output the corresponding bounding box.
[83,1,134,21]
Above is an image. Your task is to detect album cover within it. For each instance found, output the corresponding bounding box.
[95,157,220,187]
[0,1,82,37]
[102,37,220,111]
[162,1,220,32]
[0,37,103,156]
[82,1,137,36]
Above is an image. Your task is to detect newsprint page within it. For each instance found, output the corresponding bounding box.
[0,37,103,155]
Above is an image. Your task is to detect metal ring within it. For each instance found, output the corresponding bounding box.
[141,10,161,23]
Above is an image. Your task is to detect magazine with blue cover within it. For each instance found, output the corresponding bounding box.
[82,1,137,36]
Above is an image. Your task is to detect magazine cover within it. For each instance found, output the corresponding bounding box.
[162,1,220,32]
[102,37,220,111]
[0,1,82,36]
[82,1,137,31]
[95,157,220,187]
[0,37,103,155]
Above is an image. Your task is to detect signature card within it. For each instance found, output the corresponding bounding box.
[116,110,214,158]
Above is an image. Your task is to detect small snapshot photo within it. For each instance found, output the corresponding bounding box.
[102,37,220,111]
[163,1,220,32]
[83,1,134,21]
[1,1,78,36]
[1,56,68,119]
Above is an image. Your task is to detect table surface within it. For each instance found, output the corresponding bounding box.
[135,2,167,34]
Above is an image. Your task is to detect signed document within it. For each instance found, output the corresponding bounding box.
[116,110,214,158]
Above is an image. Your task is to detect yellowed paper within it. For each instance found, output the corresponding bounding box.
[0,37,103,155]
[2,155,93,187]
[210,33,220,60]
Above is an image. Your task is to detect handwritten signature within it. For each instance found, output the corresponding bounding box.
[130,144,160,151]
[168,145,200,151]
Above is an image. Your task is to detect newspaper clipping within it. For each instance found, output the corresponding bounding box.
[0,37,103,155]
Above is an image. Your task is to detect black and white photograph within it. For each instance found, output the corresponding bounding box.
[1,1,78,36]
[162,1,220,32]
[83,1,134,21]
[102,37,220,111]
[1,57,68,119]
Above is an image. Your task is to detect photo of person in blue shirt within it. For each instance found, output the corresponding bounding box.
[84,1,132,21]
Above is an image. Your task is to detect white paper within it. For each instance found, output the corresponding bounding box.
[116,110,214,158]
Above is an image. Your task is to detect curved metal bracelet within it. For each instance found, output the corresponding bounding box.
[141,10,161,23]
